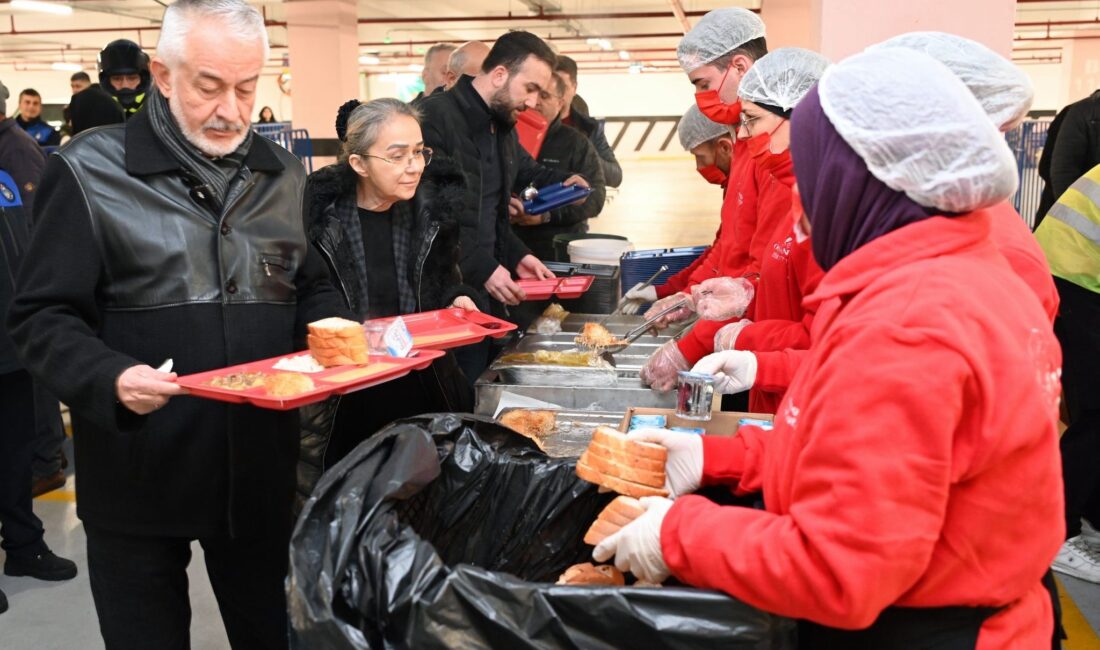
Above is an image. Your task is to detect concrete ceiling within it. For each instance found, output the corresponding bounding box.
[0,0,1095,73]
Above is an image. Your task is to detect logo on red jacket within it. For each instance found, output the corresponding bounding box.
[771,236,793,262]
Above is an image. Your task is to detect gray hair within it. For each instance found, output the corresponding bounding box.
[424,42,456,67]
[157,0,269,65]
[341,98,421,162]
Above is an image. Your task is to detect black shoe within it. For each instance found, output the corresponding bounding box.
[0,587,7,614]
[4,550,78,581]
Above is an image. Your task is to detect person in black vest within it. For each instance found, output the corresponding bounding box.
[417,31,590,381]
[512,71,605,260]
[8,1,347,646]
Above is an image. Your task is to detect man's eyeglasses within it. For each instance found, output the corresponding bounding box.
[363,147,433,168]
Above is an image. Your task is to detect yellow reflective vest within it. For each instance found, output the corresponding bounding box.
[1036,163,1100,294]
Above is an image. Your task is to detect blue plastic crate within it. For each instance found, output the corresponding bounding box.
[620,246,708,296]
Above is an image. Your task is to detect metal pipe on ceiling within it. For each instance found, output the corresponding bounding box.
[667,0,693,33]
[353,9,711,24]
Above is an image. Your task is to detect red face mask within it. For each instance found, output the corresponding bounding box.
[697,164,728,186]
[744,119,790,172]
[694,64,740,125]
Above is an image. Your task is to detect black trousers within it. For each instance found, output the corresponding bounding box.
[0,369,47,557]
[1053,277,1100,537]
[31,382,65,477]
[85,523,292,650]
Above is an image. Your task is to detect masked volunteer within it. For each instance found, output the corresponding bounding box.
[596,49,1064,649]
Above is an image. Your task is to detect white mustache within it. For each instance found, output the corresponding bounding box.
[203,120,243,133]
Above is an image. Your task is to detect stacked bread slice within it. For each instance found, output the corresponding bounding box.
[583,496,646,546]
[307,317,368,367]
[575,427,669,498]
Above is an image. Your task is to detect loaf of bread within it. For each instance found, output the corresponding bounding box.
[592,426,668,461]
[499,410,557,438]
[575,456,669,499]
[580,450,665,489]
[263,372,315,397]
[556,562,626,586]
[582,496,646,546]
[307,317,368,366]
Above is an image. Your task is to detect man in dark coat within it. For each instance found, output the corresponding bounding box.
[1049,90,1100,201]
[417,31,590,380]
[0,80,46,216]
[512,71,606,260]
[7,1,347,647]
[555,55,623,188]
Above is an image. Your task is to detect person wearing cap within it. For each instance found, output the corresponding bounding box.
[595,49,1063,648]
[683,48,828,416]
[631,7,769,326]
[621,105,732,317]
[97,38,151,118]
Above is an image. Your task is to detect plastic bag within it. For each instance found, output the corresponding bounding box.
[288,414,795,650]
[692,277,756,321]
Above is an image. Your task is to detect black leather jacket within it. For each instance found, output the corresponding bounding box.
[295,158,479,511]
[8,110,347,537]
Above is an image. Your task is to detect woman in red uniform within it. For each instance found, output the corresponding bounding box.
[595,48,1064,648]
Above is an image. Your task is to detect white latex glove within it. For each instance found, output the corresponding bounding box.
[713,319,753,351]
[627,428,703,498]
[592,496,673,584]
[691,277,755,321]
[621,284,659,315]
[643,293,695,330]
[640,340,690,392]
[692,351,758,395]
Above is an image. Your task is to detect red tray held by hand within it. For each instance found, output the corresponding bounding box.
[516,275,594,301]
[366,308,517,351]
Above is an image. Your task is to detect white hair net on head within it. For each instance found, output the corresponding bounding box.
[867,31,1034,130]
[738,47,829,113]
[677,104,729,151]
[818,48,1018,213]
[677,7,766,73]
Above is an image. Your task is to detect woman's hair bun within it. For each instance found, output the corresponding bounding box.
[335,99,362,142]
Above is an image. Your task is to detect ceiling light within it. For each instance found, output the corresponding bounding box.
[408,63,424,72]
[586,38,600,46]
[628,63,643,74]
[618,50,630,60]
[11,0,72,15]
[598,39,613,51]
[358,55,380,65]
[51,62,82,72]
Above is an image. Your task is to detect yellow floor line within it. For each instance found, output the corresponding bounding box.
[34,489,76,503]
[1057,575,1100,649]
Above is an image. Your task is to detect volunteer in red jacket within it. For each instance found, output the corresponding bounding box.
[679,50,829,414]
[690,32,1062,404]
[596,49,1064,648]
[621,105,732,315]
[631,7,768,334]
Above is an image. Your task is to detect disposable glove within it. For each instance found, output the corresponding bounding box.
[643,293,695,329]
[621,283,659,315]
[714,319,753,351]
[692,350,758,394]
[691,277,755,321]
[627,428,703,498]
[640,340,690,392]
[592,496,673,584]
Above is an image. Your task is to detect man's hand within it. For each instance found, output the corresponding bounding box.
[562,175,591,206]
[509,197,547,226]
[515,254,554,280]
[450,295,480,312]
[116,364,187,415]
[485,265,526,305]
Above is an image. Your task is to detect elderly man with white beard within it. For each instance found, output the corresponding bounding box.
[7,1,348,647]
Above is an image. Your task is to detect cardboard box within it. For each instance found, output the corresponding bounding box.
[618,407,774,438]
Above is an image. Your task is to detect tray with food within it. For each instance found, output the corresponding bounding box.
[178,317,446,410]
[364,308,516,351]
[490,349,617,387]
[496,408,624,457]
[516,275,594,300]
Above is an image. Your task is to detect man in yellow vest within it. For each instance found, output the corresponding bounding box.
[1037,163,1100,583]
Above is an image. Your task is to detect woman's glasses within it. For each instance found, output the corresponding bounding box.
[363,147,433,168]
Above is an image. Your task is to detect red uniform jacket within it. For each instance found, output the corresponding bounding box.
[662,213,1064,648]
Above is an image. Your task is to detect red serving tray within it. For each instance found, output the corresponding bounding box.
[366,308,517,351]
[517,275,595,300]
[177,348,446,411]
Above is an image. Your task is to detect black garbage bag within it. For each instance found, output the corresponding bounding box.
[288,413,795,650]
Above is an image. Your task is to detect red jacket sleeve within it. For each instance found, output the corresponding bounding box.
[662,324,969,629]
[699,427,771,495]
[753,348,808,394]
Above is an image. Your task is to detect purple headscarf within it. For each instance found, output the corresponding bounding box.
[790,86,940,271]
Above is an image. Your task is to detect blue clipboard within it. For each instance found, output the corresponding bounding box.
[522,182,592,215]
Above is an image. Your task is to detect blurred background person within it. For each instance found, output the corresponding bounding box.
[97,38,150,118]
[257,105,276,123]
[69,71,91,95]
[555,55,622,188]
[14,89,60,146]
[417,42,456,99]
[442,40,490,91]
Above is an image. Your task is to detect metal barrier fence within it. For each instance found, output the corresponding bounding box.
[1005,119,1051,230]
[253,123,314,173]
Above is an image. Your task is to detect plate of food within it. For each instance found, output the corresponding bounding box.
[178,317,446,410]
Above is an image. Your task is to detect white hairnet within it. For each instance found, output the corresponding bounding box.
[738,47,829,113]
[678,104,729,151]
[677,7,766,73]
[867,31,1034,130]
[818,48,1018,213]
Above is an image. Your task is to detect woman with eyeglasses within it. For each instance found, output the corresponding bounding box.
[296,98,482,508]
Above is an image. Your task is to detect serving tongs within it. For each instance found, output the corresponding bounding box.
[598,298,689,354]
[597,264,669,326]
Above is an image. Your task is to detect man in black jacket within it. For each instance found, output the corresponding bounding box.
[512,71,606,260]
[8,1,346,647]
[418,31,590,308]
[1050,90,1100,202]
[555,55,623,188]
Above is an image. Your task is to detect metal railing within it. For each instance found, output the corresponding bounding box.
[1005,119,1051,230]
[253,122,314,173]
